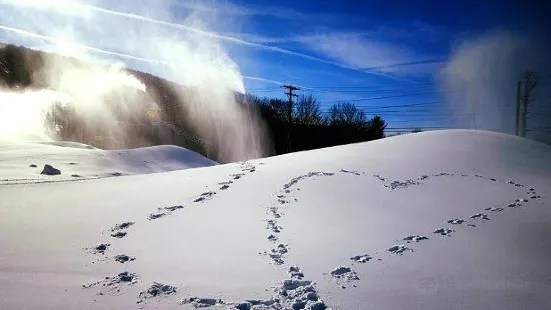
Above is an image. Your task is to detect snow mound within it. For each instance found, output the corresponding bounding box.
[1,130,551,310]
[0,142,216,184]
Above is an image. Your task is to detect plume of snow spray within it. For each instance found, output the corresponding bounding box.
[0,0,267,161]
[437,30,550,139]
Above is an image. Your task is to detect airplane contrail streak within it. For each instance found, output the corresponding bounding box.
[0,0,409,81]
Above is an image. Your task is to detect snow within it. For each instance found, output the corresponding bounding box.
[0,142,217,185]
[1,129,550,309]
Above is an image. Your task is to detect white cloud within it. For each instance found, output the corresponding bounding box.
[295,33,442,78]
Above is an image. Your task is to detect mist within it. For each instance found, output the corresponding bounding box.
[0,0,267,161]
[437,30,550,141]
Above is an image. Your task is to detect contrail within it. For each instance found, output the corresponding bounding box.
[242,76,284,85]
[0,25,169,65]
[10,0,340,65]
[359,59,446,71]
[0,0,409,81]
[0,25,279,86]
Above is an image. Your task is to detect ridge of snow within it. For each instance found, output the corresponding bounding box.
[1,130,550,309]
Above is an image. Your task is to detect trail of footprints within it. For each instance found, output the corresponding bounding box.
[82,161,259,306]
[82,164,543,307]
[331,170,543,287]
[260,169,544,293]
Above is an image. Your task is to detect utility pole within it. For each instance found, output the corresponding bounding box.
[515,80,522,136]
[282,84,299,153]
[519,71,538,137]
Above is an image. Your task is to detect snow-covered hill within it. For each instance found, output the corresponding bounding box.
[1,130,550,310]
[0,142,216,185]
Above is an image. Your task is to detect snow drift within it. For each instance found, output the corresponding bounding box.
[0,130,550,309]
[0,142,216,185]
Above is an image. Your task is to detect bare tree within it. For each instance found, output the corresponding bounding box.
[294,94,323,125]
[327,102,366,126]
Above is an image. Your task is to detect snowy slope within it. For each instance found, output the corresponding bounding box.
[0,142,217,185]
[1,130,550,310]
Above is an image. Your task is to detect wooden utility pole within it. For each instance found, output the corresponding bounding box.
[519,71,538,137]
[515,80,522,136]
[282,84,299,152]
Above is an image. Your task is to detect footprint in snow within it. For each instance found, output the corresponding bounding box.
[30,164,37,168]
[340,169,361,176]
[180,297,226,308]
[160,205,184,212]
[373,174,387,182]
[516,198,529,203]
[220,185,230,190]
[110,222,135,231]
[403,235,429,243]
[114,254,135,263]
[137,282,177,304]
[350,254,372,263]
[485,207,504,212]
[386,179,420,190]
[148,213,166,220]
[268,207,282,218]
[232,173,245,180]
[266,244,289,265]
[447,219,465,225]
[267,234,278,242]
[330,266,360,281]
[470,213,490,221]
[507,202,522,208]
[231,279,326,310]
[266,220,282,233]
[109,271,138,284]
[387,245,412,255]
[434,228,454,236]
[82,271,138,290]
[110,231,127,238]
[288,266,304,279]
[194,192,216,203]
[90,243,110,254]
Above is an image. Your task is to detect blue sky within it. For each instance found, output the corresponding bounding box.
[0,0,549,134]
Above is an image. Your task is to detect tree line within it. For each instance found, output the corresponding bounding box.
[243,94,386,154]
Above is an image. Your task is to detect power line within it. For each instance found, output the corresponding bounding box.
[324,92,440,103]
[350,101,439,109]
[297,81,434,89]
[246,82,435,92]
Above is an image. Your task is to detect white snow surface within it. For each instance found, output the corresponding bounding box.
[1,130,550,309]
[0,141,216,185]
